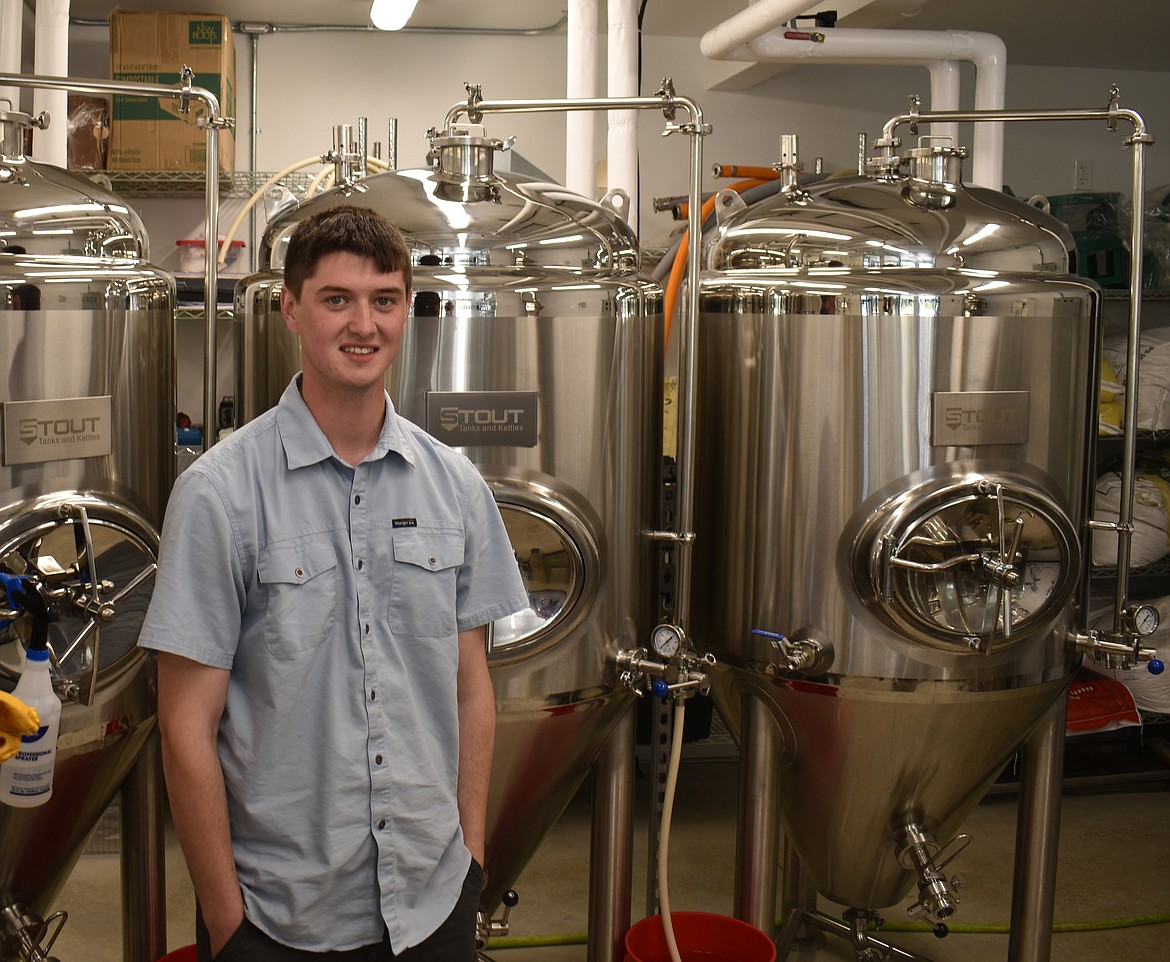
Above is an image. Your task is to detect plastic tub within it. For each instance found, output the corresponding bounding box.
[155,947,196,962]
[624,912,776,962]
[177,238,245,274]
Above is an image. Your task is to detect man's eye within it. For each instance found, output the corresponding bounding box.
[326,295,346,306]
[375,296,396,308]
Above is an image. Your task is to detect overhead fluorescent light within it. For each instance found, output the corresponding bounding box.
[370,0,419,30]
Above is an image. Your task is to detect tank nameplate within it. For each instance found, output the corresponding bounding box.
[426,391,539,447]
[2,396,114,465]
[931,391,1029,446]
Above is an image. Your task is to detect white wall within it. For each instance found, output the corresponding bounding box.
[66,22,1170,251]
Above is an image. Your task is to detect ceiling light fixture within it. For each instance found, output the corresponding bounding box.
[370,0,419,31]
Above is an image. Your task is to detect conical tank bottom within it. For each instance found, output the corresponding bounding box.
[483,687,629,914]
[715,668,1067,910]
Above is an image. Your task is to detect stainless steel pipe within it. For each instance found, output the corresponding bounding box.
[734,693,781,934]
[1008,696,1069,962]
[441,85,708,962]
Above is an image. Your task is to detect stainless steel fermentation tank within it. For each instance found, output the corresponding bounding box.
[691,141,1097,934]
[236,124,663,925]
[0,107,173,959]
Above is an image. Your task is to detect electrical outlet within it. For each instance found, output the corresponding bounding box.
[1074,159,1092,191]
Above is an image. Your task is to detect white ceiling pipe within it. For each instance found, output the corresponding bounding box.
[699,0,819,62]
[0,0,22,112]
[714,26,1007,190]
[566,0,598,199]
[607,0,638,231]
[927,59,960,150]
[32,0,69,167]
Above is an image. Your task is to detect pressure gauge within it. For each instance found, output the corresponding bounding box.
[1126,604,1160,638]
[651,623,684,658]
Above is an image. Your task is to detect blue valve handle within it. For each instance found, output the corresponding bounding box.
[1149,659,1165,675]
[651,679,670,699]
[0,572,28,609]
[0,572,28,629]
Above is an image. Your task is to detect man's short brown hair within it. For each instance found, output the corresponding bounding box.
[283,204,412,298]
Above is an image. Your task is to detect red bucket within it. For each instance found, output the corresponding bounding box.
[155,947,196,962]
[624,911,776,962]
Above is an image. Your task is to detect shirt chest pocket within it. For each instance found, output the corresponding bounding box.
[257,535,339,656]
[389,530,463,638]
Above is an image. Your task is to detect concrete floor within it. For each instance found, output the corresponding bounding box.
[49,725,1170,962]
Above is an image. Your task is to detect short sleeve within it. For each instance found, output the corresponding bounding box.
[137,469,248,669]
[454,462,529,632]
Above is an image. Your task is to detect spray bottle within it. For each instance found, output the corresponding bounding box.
[0,579,62,808]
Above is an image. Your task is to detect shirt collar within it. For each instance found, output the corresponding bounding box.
[274,374,414,470]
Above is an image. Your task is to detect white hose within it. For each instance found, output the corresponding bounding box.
[306,163,335,197]
[216,155,323,265]
[216,155,393,266]
[656,698,687,962]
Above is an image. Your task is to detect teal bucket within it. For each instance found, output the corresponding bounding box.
[624,911,776,962]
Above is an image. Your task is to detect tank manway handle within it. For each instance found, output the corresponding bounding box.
[1,503,158,708]
[0,902,67,962]
[58,504,158,706]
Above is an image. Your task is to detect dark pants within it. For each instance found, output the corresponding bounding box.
[196,860,483,962]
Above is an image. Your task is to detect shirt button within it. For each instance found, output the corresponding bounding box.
[375,754,383,765]
[378,819,386,830]
[355,495,362,505]
[357,559,364,570]
[370,690,377,701]
[294,567,304,578]
[365,624,371,634]
[428,556,437,567]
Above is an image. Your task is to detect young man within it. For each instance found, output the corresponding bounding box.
[138,205,528,961]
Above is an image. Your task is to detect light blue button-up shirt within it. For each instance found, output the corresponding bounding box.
[139,377,528,951]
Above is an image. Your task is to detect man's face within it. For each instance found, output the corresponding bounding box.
[280,251,410,400]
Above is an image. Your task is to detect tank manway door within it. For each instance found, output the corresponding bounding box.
[0,497,158,705]
[851,474,1078,654]
[486,488,600,662]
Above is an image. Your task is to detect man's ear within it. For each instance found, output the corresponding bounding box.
[280,285,299,334]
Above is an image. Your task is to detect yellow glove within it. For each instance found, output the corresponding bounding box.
[0,690,40,763]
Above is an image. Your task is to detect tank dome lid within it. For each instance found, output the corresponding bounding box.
[706,173,1076,275]
[0,108,149,260]
[262,124,639,274]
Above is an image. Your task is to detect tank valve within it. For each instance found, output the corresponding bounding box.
[1071,627,1161,672]
[751,627,834,675]
[615,625,713,703]
[895,823,970,926]
[476,889,518,950]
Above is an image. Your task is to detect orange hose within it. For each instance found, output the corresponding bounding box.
[663,178,767,353]
[712,164,781,180]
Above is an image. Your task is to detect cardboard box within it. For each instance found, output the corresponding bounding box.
[108,10,235,172]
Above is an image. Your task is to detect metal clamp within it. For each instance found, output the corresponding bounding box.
[177,64,195,115]
[199,114,236,130]
[657,77,677,122]
[464,82,484,124]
